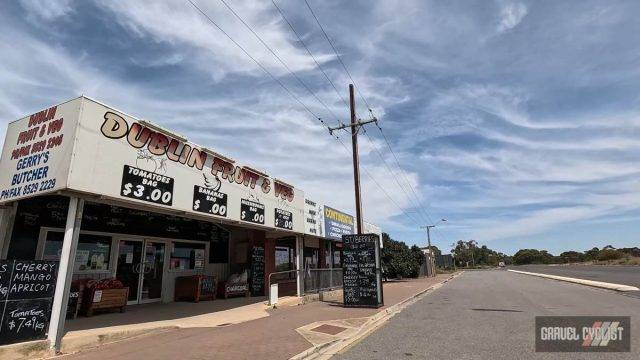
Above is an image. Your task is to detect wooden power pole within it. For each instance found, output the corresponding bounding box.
[329,84,377,234]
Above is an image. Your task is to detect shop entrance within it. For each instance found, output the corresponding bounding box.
[116,239,166,304]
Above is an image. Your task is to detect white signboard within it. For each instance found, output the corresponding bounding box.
[0,98,80,203]
[60,97,305,233]
[303,198,324,237]
[364,221,383,248]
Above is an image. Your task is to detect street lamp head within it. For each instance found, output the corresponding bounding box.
[441,219,447,222]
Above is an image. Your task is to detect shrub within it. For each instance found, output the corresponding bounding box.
[597,249,623,261]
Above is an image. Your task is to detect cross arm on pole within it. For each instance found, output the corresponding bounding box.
[328,117,378,135]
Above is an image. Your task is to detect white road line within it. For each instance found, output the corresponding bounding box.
[507,269,640,292]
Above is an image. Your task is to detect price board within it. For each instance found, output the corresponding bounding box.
[240,199,265,225]
[192,185,228,217]
[250,246,265,296]
[342,234,383,308]
[0,260,59,346]
[274,208,293,230]
[120,165,174,206]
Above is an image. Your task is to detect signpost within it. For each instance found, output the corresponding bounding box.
[342,234,383,308]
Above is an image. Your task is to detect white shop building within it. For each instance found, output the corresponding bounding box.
[0,96,380,350]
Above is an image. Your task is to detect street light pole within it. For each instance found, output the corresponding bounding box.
[426,226,434,276]
[420,219,447,277]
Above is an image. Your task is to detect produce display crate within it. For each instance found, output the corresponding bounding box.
[83,287,129,317]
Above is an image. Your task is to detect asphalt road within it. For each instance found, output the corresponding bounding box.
[512,264,640,289]
[335,270,640,360]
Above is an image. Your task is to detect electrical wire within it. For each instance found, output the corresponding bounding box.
[187,0,423,228]
[271,0,349,109]
[218,0,344,126]
[304,0,448,245]
[303,0,449,243]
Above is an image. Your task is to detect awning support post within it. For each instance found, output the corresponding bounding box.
[48,196,84,353]
[295,235,304,297]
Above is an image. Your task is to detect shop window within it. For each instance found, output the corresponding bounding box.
[304,247,319,269]
[170,242,206,270]
[43,232,112,271]
[325,242,332,268]
[209,226,229,263]
[275,246,295,272]
[333,249,342,268]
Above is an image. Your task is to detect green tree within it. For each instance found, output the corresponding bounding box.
[559,251,585,263]
[513,249,555,265]
[381,233,422,278]
[597,248,623,261]
[584,247,600,261]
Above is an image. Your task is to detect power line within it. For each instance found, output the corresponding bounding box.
[361,127,430,225]
[187,0,329,128]
[303,0,449,241]
[271,0,427,226]
[218,0,345,127]
[187,0,422,228]
[271,0,349,109]
[334,135,423,226]
[303,0,371,113]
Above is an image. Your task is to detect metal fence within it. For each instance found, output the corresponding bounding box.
[267,269,298,305]
[303,268,343,294]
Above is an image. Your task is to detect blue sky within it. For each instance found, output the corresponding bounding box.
[1,0,639,255]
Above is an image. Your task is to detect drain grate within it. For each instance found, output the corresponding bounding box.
[310,324,347,335]
[217,323,233,327]
[471,308,523,313]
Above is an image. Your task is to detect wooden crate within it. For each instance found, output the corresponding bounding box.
[175,275,217,302]
[84,288,129,317]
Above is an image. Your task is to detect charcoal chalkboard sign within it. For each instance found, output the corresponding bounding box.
[250,246,265,296]
[0,260,10,299]
[0,298,52,345]
[0,260,59,346]
[342,234,383,308]
[199,275,216,297]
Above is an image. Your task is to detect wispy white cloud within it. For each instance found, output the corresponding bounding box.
[497,2,528,32]
[19,0,74,21]
[2,0,640,255]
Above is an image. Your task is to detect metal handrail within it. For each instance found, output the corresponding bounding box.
[267,269,298,306]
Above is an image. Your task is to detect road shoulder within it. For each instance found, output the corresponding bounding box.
[508,269,639,291]
[291,272,463,360]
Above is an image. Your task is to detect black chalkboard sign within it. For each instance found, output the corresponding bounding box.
[250,246,265,296]
[342,234,383,308]
[0,298,52,345]
[0,260,59,346]
[192,185,228,217]
[0,261,10,300]
[8,261,57,300]
[199,275,216,297]
[240,199,265,225]
[120,165,174,206]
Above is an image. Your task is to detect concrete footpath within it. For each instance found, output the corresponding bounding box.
[58,274,456,360]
